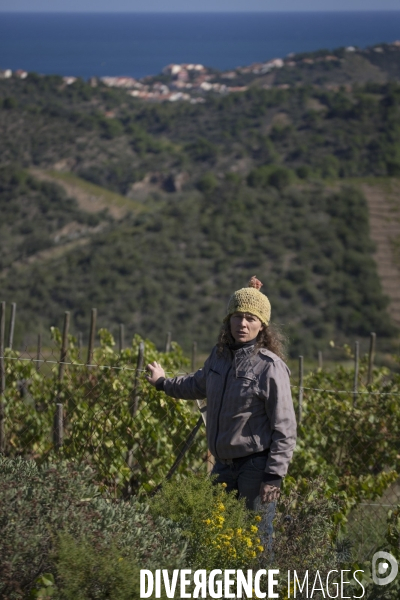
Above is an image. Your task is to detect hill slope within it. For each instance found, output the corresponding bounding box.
[0,168,392,356]
[361,179,400,327]
[1,53,400,355]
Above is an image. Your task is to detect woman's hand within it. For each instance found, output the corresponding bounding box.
[145,361,166,386]
[259,483,280,503]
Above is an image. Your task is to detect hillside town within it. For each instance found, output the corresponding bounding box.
[1,41,400,103]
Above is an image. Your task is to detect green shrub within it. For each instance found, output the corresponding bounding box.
[186,137,219,162]
[386,160,400,176]
[224,172,242,185]
[247,165,295,190]
[268,166,295,190]
[196,172,218,193]
[0,457,187,599]
[246,164,271,187]
[53,535,143,600]
[3,96,17,109]
[261,477,342,598]
[150,472,262,570]
[296,165,311,179]
[320,154,340,178]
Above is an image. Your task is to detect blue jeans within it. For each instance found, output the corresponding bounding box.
[211,455,276,555]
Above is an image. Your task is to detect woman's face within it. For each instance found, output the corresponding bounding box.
[230,312,263,343]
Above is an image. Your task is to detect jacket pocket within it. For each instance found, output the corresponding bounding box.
[247,419,260,448]
[235,369,256,381]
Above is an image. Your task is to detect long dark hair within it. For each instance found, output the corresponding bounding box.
[216,319,287,360]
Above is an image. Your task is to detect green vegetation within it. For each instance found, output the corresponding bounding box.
[3,43,400,598]
[4,332,400,515]
[150,473,263,570]
[0,166,393,356]
[2,336,400,596]
[0,457,186,599]
[292,348,400,510]
[46,170,144,213]
[1,455,343,600]
[0,168,110,271]
[1,47,400,356]
[2,329,203,494]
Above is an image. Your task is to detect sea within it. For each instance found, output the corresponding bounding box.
[0,11,400,79]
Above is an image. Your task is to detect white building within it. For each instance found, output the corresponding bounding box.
[100,76,138,89]
[162,64,183,76]
[63,76,77,85]
[15,70,28,79]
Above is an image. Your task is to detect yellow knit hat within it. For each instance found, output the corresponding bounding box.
[225,276,271,326]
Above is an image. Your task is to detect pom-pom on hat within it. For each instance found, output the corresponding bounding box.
[225,276,271,326]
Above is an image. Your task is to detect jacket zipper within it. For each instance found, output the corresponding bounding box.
[213,365,232,460]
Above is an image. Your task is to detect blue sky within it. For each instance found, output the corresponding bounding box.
[1,0,400,11]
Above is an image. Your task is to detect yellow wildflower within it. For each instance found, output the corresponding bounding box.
[257,546,264,552]
[236,528,242,535]
[204,519,211,525]
[254,515,262,522]
[221,482,227,488]
[217,503,225,511]
[250,525,258,533]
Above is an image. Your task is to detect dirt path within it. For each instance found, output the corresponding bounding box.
[29,169,141,219]
[362,179,400,327]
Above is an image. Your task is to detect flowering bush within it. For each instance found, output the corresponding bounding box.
[150,472,263,570]
[200,486,264,568]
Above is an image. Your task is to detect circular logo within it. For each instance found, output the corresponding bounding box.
[372,551,398,586]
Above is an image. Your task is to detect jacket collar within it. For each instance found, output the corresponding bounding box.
[228,338,257,355]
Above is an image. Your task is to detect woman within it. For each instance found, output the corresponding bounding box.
[146,276,297,510]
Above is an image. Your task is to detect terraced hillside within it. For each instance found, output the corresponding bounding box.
[1,51,400,356]
[362,179,400,327]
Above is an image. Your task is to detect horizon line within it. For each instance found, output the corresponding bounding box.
[1,9,400,13]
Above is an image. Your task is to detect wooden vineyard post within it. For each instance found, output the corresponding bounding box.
[53,403,64,450]
[191,341,197,372]
[7,302,16,350]
[165,331,171,353]
[0,302,5,452]
[131,341,144,417]
[77,332,83,360]
[318,350,323,370]
[125,341,145,492]
[367,332,376,386]
[87,308,97,366]
[58,311,70,382]
[54,312,69,450]
[298,355,304,425]
[119,324,125,354]
[353,341,359,406]
[36,333,42,372]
